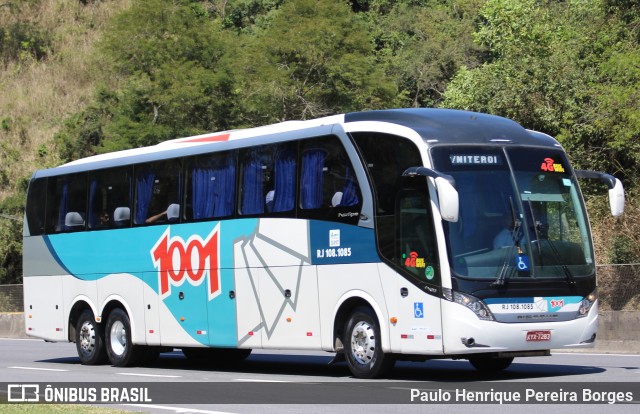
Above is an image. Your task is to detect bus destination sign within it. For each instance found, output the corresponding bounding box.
[450,154,502,165]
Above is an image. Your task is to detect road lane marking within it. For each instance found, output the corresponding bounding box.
[123,404,237,414]
[553,352,640,357]
[233,378,291,383]
[116,372,182,378]
[9,366,69,372]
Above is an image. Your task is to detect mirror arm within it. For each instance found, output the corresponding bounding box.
[402,167,455,187]
[574,170,616,189]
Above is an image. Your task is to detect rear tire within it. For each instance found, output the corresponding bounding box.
[469,356,514,372]
[75,310,107,365]
[105,308,143,367]
[343,307,394,378]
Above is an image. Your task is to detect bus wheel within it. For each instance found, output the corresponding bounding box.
[469,356,514,372]
[343,307,394,379]
[105,308,141,367]
[75,310,107,365]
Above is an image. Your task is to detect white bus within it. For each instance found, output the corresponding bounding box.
[23,108,624,378]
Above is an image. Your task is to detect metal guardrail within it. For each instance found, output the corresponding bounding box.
[1,264,638,312]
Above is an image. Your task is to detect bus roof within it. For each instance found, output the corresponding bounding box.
[344,108,560,147]
[34,108,560,178]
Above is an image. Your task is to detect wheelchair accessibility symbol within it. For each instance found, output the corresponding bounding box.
[516,255,530,271]
[414,302,424,318]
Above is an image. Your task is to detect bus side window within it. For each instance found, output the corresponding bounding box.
[25,178,47,236]
[88,167,132,230]
[134,160,181,225]
[46,173,87,233]
[184,151,237,221]
[299,135,362,223]
[239,142,296,216]
[239,147,269,215]
[396,184,439,285]
[350,132,423,261]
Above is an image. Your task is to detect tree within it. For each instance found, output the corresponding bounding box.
[442,0,640,265]
[369,0,485,108]
[93,0,240,151]
[236,0,397,122]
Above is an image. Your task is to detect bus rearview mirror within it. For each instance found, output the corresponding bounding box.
[609,177,625,217]
[574,170,625,217]
[435,176,459,222]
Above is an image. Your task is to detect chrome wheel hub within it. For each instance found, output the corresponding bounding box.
[109,320,127,356]
[350,321,375,365]
[79,321,95,355]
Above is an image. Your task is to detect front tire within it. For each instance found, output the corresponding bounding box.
[75,310,107,365]
[343,307,394,378]
[105,308,143,367]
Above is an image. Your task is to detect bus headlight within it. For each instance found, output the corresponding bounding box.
[443,288,495,321]
[577,290,597,318]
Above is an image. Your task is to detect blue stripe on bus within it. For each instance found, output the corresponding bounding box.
[42,219,378,345]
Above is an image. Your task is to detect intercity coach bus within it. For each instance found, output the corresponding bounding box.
[23,109,625,378]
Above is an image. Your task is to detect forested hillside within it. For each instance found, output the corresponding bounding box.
[1,0,639,284]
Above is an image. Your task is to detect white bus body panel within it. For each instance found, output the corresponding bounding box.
[317,263,389,352]
[377,264,444,354]
[233,219,321,349]
[441,299,598,354]
[23,276,66,342]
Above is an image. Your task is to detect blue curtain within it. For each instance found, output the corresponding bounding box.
[300,149,325,209]
[212,157,236,217]
[339,165,360,206]
[135,171,155,224]
[273,149,296,212]
[192,167,215,219]
[192,156,236,219]
[241,151,263,215]
[88,179,98,228]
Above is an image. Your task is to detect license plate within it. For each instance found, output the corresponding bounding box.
[526,330,551,341]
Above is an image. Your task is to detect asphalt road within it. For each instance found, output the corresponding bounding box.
[1,338,639,413]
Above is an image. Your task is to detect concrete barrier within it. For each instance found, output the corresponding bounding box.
[0,313,29,339]
[1,311,638,353]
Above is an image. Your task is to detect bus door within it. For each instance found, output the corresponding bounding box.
[393,185,444,354]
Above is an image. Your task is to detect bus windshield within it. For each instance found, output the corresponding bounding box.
[431,146,594,281]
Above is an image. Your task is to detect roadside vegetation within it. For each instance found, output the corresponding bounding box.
[1,0,639,304]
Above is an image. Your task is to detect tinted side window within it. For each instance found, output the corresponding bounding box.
[184,151,237,221]
[88,167,132,229]
[350,132,423,215]
[46,173,88,233]
[239,142,297,216]
[134,160,181,225]
[25,178,47,236]
[299,135,362,224]
[350,132,423,261]
[396,182,440,287]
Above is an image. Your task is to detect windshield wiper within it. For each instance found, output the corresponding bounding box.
[542,236,577,287]
[527,201,576,287]
[527,201,543,260]
[491,198,522,287]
